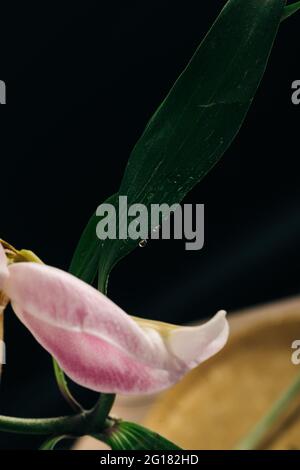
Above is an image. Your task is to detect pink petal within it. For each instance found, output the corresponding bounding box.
[13,307,180,394]
[0,244,9,290]
[3,261,229,394]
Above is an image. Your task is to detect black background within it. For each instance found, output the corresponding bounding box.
[0,0,299,449]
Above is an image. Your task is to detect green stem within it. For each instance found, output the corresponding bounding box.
[235,372,300,450]
[0,413,87,436]
[88,394,116,431]
[0,397,115,438]
[52,358,83,412]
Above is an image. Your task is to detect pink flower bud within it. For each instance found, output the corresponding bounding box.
[0,244,228,394]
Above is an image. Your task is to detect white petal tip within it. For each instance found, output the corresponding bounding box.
[168,309,229,368]
[215,309,227,319]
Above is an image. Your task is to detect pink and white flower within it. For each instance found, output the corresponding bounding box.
[0,243,229,394]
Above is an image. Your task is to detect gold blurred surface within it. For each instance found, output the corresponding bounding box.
[75,296,300,450]
[0,311,3,343]
[144,297,300,449]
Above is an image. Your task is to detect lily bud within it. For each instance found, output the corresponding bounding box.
[0,243,228,394]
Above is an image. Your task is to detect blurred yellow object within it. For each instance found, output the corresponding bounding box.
[144,296,300,450]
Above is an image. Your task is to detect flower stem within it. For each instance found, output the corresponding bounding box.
[88,394,116,431]
[0,413,86,435]
[0,411,114,439]
[0,396,115,438]
[235,372,300,450]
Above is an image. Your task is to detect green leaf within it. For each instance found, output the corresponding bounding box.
[282,1,300,21]
[39,435,68,450]
[69,194,118,287]
[96,420,182,450]
[70,0,286,292]
[52,358,83,412]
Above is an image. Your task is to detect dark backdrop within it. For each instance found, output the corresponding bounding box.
[0,0,299,449]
